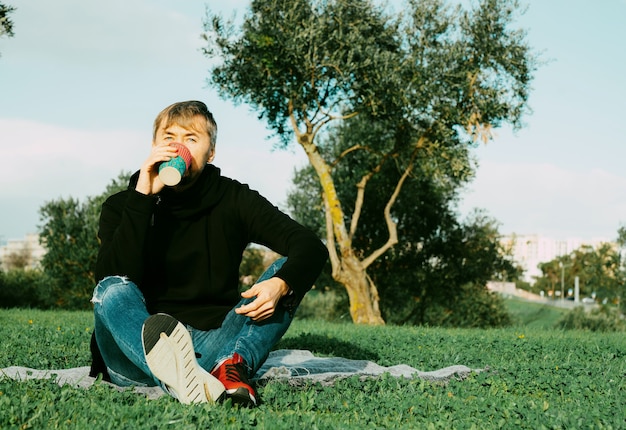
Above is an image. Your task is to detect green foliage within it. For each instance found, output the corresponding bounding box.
[204,0,403,143]
[374,211,518,327]
[286,165,326,238]
[239,247,266,278]
[38,197,99,309]
[556,305,626,332]
[205,0,535,324]
[295,288,350,322]
[533,243,626,310]
[0,269,55,309]
[422,283,512,328]
[289,119,519,327]
[204,0,535,143]
[238,246,268,292]
[38,172,131,309]
[514,279,533,293]
[1,309,626,429]
[0,3,15,39]
[616,223,626,247]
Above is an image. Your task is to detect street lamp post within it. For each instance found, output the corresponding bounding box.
[559,262,565,301]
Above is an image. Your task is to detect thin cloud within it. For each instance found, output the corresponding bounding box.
[0,118,145,198]
[461,161,626,239]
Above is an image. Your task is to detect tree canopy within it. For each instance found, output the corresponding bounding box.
[203,0,536,324]
[534,242,625,312]
[38,172,131,308]
[0,3,15,39]
[288,114,520,326]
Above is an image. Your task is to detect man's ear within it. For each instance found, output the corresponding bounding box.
[207,148,216,163]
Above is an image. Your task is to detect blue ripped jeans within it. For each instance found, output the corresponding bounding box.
[91,258,294,387]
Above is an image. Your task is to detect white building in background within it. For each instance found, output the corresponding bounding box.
[501,234,612,283]
[0,233,46,270]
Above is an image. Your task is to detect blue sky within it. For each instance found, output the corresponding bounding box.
[0,0,625,243]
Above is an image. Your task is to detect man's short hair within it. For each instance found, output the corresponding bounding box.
[153,101,217,152]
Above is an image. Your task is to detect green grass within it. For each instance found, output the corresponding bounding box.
[1,308,625,429]
[503,297,569,329]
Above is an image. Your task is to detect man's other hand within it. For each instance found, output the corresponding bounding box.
[236,277,290,321]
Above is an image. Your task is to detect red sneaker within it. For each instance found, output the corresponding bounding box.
[211,353,257,406]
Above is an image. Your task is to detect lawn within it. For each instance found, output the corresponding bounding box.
[503,297,569,329]
[0,308,624,429]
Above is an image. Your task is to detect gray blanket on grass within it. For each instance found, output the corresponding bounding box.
[0,349,482,399]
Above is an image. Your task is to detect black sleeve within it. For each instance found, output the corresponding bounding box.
[236,185,329,304]
[94,189,159,284]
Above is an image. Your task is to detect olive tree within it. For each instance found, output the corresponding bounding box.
[288,118,519,326]
[203,0,535,324]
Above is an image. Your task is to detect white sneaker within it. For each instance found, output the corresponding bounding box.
[142,313,225,404]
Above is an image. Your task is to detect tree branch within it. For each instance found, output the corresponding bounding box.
[331,145,371,168]
[349,152,391,239]
[350,171,374,240]
[360,138,425,269]
[324,194,341,278]
[311,109,358,139]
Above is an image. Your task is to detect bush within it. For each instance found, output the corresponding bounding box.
[423,283,512,328]
[0,269,57,309]
[295,288,350,322]
[556,306,625,332]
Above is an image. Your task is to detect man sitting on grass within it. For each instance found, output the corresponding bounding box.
[89,100,328,406]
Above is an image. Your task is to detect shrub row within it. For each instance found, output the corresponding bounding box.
[4,268,624,332]
[0,269,57,309]
[556,305,625,332]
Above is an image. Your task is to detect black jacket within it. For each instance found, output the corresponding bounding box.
[90,165,328,377]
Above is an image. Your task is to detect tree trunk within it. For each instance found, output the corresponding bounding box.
[336,254,385,325]
[293,118,387,325]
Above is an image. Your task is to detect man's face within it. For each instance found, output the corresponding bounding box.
[153,116,214,189]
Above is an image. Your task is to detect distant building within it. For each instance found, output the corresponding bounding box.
[0,233,46,270]
[501,234,612,283]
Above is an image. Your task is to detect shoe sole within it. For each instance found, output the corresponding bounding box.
[226,387,257,407]
[142,313,225,404]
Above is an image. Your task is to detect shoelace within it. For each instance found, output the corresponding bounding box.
[224,362,249,383]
